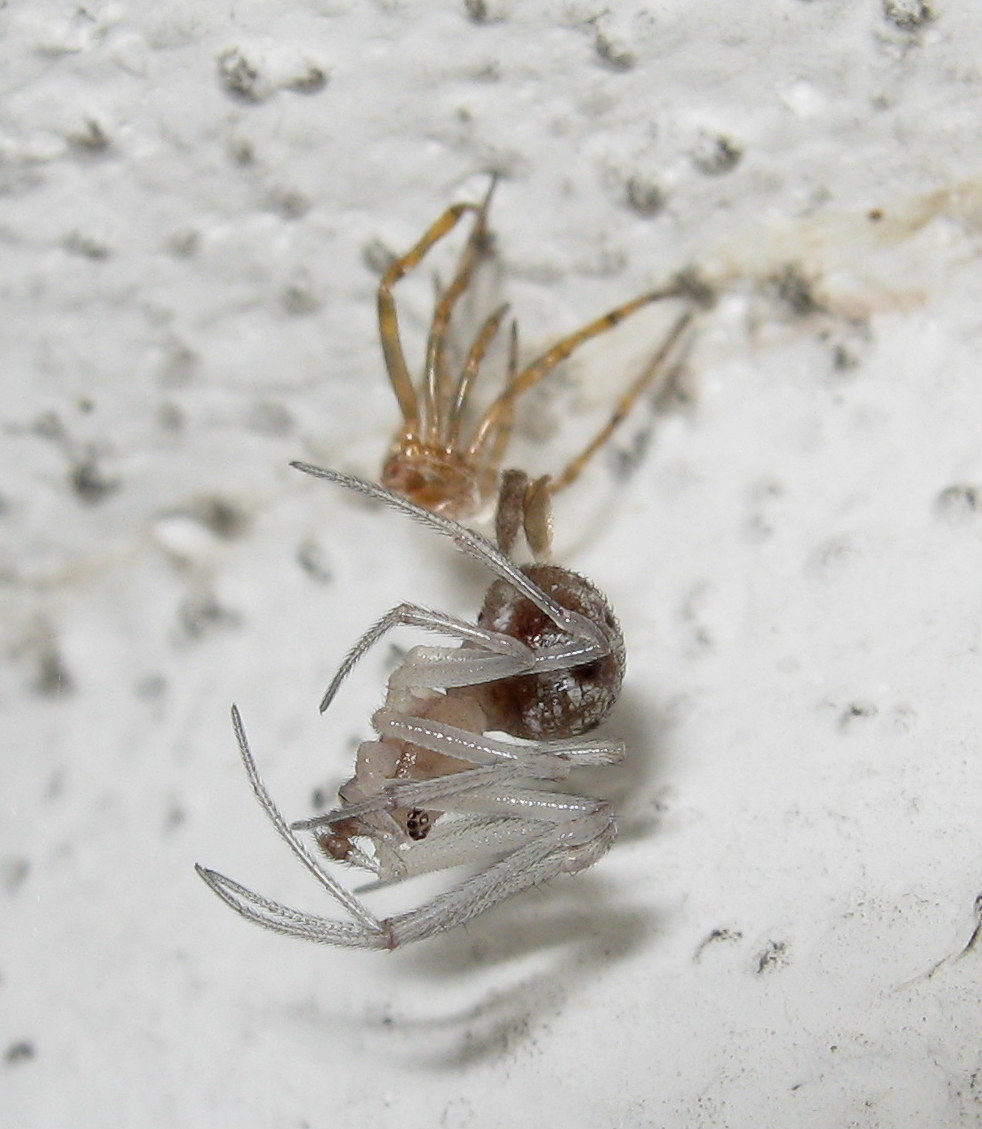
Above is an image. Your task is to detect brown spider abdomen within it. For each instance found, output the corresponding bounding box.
[461,564,626,741]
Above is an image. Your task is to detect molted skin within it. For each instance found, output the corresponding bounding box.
[460,564,626,741]
[381,446,486,518]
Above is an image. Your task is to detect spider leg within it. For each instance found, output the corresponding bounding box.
[446,301,510,450]
[291,463,608,650]
[465,280,689,471]
[378,199,483,436]
[386,629,608,699]
[196,706,386,938]
[422,176,497,444]
[295,732,613,835]
[318,601,536,713]
[382,803,618,946]
[550,308,694,493]
[194,866,391,948]
[495,469,554,561]
[294,739,618,895]
[371,706,626,771]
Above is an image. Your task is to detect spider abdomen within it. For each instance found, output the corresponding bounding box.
[462,564,626,741]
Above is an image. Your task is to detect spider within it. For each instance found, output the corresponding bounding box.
[376,178,701,551]
[196,187,704,947]
[196,464,628,948]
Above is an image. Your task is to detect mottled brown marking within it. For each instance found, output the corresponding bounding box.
[459,564,625,740]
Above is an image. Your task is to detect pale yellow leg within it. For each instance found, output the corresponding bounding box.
[550,308,693,493]
[422,178,497,444]
[377,197,485,436]
[466,281,687,460]
[447,302,510,447]
[479,319,521,487]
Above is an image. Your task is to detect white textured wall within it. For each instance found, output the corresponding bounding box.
[5,2,982,1125]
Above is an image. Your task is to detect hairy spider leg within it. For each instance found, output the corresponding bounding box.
[445,301,510,449]
[197,707,621,949]
[290,462,607,644]
[376,179,495,441]
[422,177,497,443]
[465,279,689,477]
[550,306,694,493]
[195,706,386,939]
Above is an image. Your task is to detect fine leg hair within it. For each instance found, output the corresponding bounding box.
[196,701,620,949]
[317,593,612,714]
[195,706,388,946]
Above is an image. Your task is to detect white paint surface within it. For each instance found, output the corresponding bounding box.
[4,2,982,1125]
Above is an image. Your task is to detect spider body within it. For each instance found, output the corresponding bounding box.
[196,187,704,948]
[196,467,626,949]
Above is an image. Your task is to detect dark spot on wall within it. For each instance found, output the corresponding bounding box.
[246,400,294,436]
[31,627,74,697]
[673,267,717,309]
[694,927,743,961]
[464,0,490,22]
[286,65,328,94]
[831,342,858,371]
[266,187,310,219]
[593,28,635,71]
[157,342,199,388]
[168,229,200,258]
[63,232,111,260]
[4,1041,35,1065]
[882,0,933,31]
[163,803,186,835]
[157,402,184,431]
[217,47,269,103]
[70,454,119,504]
[178,592,242,639]
[191,497,248,539]
[770,263,823,316]
[135,673,167,699]
[607,427,652,481]
[820,321,871,376]
[68,118,110,154]
[693,135,743,176]
[33,411,64,440]
[362,237,396,276]
[839,701,878,730]
[282,282,321,315]
[228,137,255,166]
[297,537,333,583]
[935,484,982,524]
[625,177,665,217]
[754,939,789,974]
[1,857,30,893]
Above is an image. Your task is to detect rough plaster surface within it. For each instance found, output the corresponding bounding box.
[4,1,982,1125]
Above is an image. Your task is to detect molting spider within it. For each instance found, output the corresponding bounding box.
[196,465,627,949]
[196,186,705,947]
